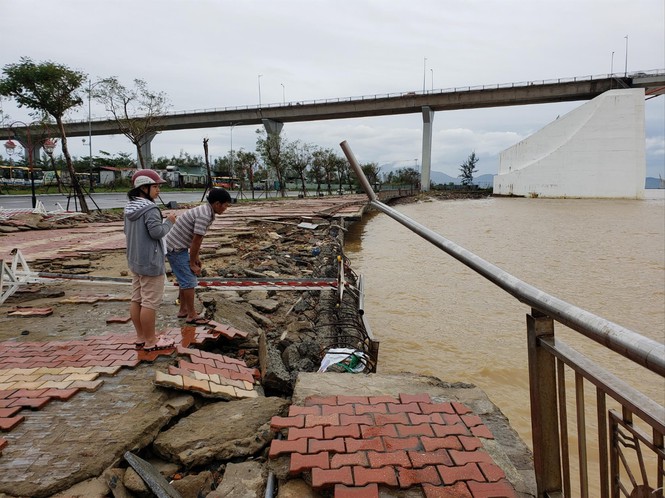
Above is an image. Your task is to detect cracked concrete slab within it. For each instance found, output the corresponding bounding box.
[0,360,194,498]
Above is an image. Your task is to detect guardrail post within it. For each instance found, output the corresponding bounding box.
[527,308,563,497]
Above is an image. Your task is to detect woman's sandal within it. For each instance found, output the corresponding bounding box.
[143,336,175,352]
[135,342,145,350]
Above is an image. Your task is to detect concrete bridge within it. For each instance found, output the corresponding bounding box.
[2,70,664,190]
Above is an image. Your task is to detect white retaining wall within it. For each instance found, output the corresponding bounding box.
[493,89,646,198]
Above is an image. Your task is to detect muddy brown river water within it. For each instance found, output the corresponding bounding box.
[345,192,665,451]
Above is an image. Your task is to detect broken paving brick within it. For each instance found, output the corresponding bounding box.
[208,383,236,398]
[0,407,21,418]
[182,376,210,393]
[0,415,25,431]
[8,397,51,410]
[154,371,184,389]
[7,307,53,317]
[155,347,259,400]
[59,296,100,304]
[87,365,122,375]
[69,380,104,392]
[234,387,259,399]
[95,296,130,302]
[59,294,129,304]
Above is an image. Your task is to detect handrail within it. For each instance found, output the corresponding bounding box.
[340,140,665,377]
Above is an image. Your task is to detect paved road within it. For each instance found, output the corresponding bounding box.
[0,189,286,211]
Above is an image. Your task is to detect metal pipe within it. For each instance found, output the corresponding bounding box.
[264,469,276,498]
[357,274,365,315]
[339,141,377,202]
[340,140,665,377]
[264,433,281,498]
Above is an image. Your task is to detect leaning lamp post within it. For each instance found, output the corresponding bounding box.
[5,123,37,208]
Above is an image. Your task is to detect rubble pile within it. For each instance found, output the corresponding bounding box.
[0,209,374,498]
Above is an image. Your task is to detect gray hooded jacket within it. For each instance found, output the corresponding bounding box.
[124,198,173,276]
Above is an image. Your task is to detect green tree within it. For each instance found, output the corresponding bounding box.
[160,151,203,169]
[0,101,9,126]
[311,147,341,195]
[234,149,259,195]
[284,140,312,196]
[213,155,232,177]
[459,151,479,186]
[97,150,135,169]
[92,77,170,169]
[255,128,287,196]
[308,147,327,195]
[361,162,381,189]
[334,154,350,193]
[387,167,420,186]
[0,57,89,212]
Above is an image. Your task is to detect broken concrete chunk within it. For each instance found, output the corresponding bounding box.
[153,397,289,467]
[248,299,280,313]
[209,461,265,498]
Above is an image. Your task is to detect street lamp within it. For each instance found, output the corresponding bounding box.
[258,74,263,107]
[610,51,615,75]
[624,35,628,76]
[422,57,427,93]
[5,122,37,208]
[230,123,238,171]
[281,83,285,104]
[86,78,102,191]
[430,68,434,91]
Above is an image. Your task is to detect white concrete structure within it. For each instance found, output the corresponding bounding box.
[493,89,646,198]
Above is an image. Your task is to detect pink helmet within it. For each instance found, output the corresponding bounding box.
[132,169,166,188]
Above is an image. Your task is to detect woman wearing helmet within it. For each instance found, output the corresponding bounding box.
[124,169,177,351]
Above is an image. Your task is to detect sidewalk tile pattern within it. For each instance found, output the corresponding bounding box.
[0,320,252,456]
[268,394,517,498]
[154,345,259,399]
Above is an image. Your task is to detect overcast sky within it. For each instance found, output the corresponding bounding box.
[1,0,664,178]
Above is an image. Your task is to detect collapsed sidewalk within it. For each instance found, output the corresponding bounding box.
[0,195,534,498]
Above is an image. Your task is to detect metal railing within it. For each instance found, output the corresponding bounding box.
[340,140,665,498]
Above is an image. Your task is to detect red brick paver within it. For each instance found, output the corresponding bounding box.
[0,319,255,456]
[268,393,517,498]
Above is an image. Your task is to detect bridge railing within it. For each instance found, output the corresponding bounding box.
[340,140,665,498]
[60,69,665,126]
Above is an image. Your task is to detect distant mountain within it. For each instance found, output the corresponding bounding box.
[429,171,457,185]
[377,164,496,187]
[474,174,495,187]
[429,170,495,187]
[389,168,662,189]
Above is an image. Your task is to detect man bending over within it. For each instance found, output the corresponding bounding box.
[165,188,232,323]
